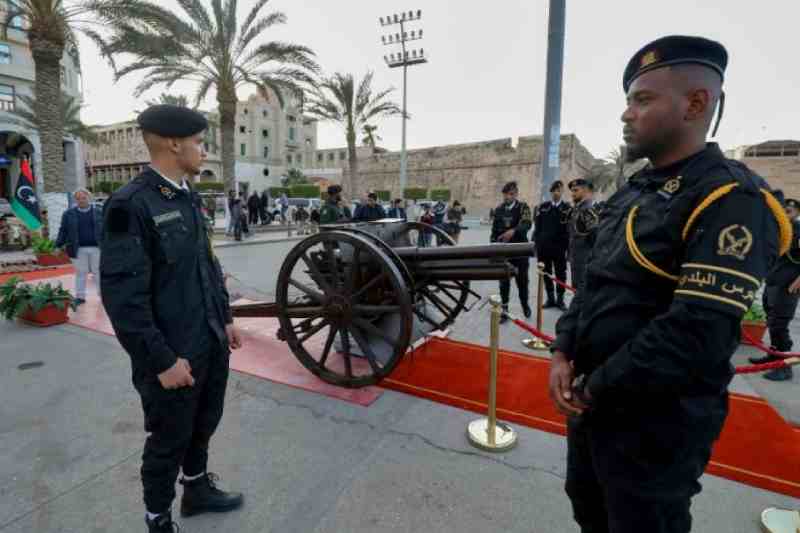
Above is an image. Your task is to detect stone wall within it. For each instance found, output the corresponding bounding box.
[737,156,800,199]
[345,134,597,213]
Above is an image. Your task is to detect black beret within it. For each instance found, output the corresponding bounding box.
[568,178,589,189]
[623,35,728,93]
[137,105,208,138]
[549,180,563,192]
[502,181,518,193]
[327,185,342,195]
[786,199,800,209]
[367,192,377,200]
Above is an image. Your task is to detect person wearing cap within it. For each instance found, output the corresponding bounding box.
[549,36,787,533]
[566,178,598,292]
[749,196,800,381]
[354,192,387,222]
[534,180,571,310]
[491,181,533,321]
[320,184,349,224]
[387,198,407,221]
[99,105,245,533]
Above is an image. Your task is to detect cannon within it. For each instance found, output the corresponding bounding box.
[231,219,534,388]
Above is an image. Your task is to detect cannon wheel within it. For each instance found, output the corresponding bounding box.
[276,231,413,388]
[398,222,471,331]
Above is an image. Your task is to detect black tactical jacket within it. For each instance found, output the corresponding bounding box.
[533,200,571,255]
[568,198,600,291]
[100,168,232,378]
[554,144,785,428]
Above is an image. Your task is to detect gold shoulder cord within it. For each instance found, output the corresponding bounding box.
[625,185,793,282]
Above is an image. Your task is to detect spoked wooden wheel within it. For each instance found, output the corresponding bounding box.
[398,222,471,330]
[276,231,413,388]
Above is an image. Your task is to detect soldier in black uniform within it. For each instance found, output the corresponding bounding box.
[749,196,800,381]
[491,181,533,321]
[100,105,245,533]
[567,178,599,292]
[549,37,789,533]
[534,180,571,310]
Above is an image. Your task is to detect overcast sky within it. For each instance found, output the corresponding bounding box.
[77,0,799,160]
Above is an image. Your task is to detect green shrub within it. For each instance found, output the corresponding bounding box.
[403,188,428,201]
[194,181,225,192]
[742,303,766,323]
[31,234,57,254]
[430,189,451,202]
[269,187,290,198]
[289,184,321,198]
[0,276,77,320]
[374,190,391,201]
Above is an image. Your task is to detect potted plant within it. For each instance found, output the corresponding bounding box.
[31,234,70,266]
[741,303,768,345]
[0,276,77,327]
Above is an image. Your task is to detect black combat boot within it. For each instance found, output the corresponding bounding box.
[556,296,567,311]
[499,305,509,324]
[180,473,244,517]
[764,366,793,382]
[146,511,179,532]
[522,303,532,319]
[749,354,779,365]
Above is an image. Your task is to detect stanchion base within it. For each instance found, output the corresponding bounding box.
[522,338,550,351]
[466,418,518,452]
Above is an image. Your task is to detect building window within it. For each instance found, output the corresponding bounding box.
[287,115,296,122]
[263,146,269,159]
[262,110,268,118]
[239,126,246,134]
[305,138,312,147]
[317,153,323,163]
[287,155,292,164]
[328,153,334,161]
[240,143,246,156]
[297,154,302,165]
[339,151,346,160]
[0,44,10,64]
[0,84,14,111]
[204,142,209,152]
[243,108,248,114]
[289,127,295,141]
[262,129,268,138]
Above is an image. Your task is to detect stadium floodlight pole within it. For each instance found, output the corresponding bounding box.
[538,0,566,203]
[380,10,427,195]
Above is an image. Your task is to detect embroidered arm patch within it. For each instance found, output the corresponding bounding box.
[674,263,759,314]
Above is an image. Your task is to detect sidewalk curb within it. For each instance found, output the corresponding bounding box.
[213,235,305,249]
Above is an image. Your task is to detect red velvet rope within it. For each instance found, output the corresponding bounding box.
[740,330,800,360]
[505,314,797,375]
[538,269,577,293]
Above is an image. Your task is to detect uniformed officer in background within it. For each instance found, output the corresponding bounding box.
[534,180,571,310]
[100,105,245,533]
[319,184,349,224]
[567,178,598,292]
[549,36,787,532]
[749,196,800,381]
[491,181,533,321]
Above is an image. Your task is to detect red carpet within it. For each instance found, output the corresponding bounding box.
[385,337,800,499]
[30,274,383,407]
[0,266,75,284]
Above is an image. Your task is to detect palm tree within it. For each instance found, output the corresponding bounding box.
[13,93,98,144]
[1,1,140,194]
[145,93,190,108]
[93,0,319,193]
[362,124,381,148]
[305,72,401,194]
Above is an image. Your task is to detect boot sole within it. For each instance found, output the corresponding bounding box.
[180,498,244,518]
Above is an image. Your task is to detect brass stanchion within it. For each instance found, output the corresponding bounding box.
[467,295,518,452]
[522,261,549,350]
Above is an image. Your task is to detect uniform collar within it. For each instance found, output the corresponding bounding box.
[148,165,189,191]
[504,200,518,210]
[633,143,724,188]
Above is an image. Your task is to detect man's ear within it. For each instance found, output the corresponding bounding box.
[685,88,711,122]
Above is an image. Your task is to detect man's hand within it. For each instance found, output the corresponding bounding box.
[500,229,515,242]
[226,324,243,349]
[789,275,800,294]
[158,358,194,390]
[548,350,584,416]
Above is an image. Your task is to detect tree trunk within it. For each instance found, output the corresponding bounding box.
[217,93,237,194]
[346,126,357,198]
[30,36,66,239]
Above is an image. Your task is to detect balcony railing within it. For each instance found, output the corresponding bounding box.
[0,99,15,112]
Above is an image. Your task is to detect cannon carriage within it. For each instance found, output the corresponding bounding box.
[232,219,534,388]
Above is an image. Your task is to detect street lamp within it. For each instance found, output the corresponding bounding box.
[380,9,427,195]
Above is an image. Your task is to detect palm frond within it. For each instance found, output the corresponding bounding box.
[235,11,285,60]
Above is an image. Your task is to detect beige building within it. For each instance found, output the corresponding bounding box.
[727,140,800,199]
[85,91,320,194]
[311,134,598,212]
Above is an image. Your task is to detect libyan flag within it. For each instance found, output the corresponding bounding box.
[11,158,42,231]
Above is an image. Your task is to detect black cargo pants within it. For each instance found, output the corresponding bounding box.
[499,258,529,309]
[565,412,713,533]
[763,284,800,351]
[133,349,230,514]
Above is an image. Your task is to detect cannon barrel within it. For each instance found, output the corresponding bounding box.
[393,242,535,262]
[414,266,517,280]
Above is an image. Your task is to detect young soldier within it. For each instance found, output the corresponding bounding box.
[491,181,533,321]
